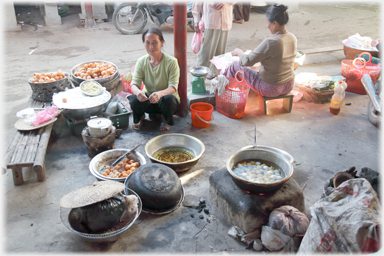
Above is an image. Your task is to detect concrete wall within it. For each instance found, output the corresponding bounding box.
[3,3,21,32]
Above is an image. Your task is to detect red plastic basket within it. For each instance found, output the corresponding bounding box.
[341,52,381,95]
[215,70,250,119]
[122,65,144,93]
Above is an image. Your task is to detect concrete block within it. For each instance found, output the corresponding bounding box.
[209,168,305,233]
[44,3,61,26]
[187,90,216,108]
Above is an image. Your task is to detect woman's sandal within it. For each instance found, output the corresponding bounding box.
[132,116,145,130]
[160,122,171,132]
[159,115,171,132]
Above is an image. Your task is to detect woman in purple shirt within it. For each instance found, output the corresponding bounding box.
[223,4,297,97]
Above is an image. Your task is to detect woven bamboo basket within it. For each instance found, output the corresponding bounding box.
[29,73,71,102]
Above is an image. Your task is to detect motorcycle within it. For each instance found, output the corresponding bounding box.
[361,73,381,128]
[112,2,195,35]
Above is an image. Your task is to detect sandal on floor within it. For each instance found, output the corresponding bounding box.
[132,116,145,130]
[132,121,142,130]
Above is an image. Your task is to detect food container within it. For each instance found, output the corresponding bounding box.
[59,181,142,242]
[28,73,71,102]
[144,133,205,173]
[124,163,184,214]
[226,148,294,193]
[70,60,120,86]
[53,88,111,120]
[87,117,112,137]
[80,80,103,96]
[89,149,146,182]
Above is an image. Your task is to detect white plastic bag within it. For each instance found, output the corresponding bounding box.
[261,225,291,251]
[298,178,381,253]
[191,20,204,55]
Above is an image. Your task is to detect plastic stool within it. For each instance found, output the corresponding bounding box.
[259,93,294,114]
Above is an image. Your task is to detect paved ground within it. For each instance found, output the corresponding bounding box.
[2,2,381,254]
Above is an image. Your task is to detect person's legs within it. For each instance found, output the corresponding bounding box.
[233,3,244,22]
[127,94,150,124]
[157,94,179,126]
[197,29,227,78]
[243,3,251,21]
[222,61,262,94]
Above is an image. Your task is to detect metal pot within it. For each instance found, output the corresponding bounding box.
[240,145,294,164]
[124,163,184,214]
[226,148,294,193]
[144,133,205,173]
[87,117,112,137]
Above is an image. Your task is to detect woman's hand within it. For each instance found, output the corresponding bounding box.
[194,23,200,33]
[136,90,148,102]
[148,91,163,104]
[231,48,243,57]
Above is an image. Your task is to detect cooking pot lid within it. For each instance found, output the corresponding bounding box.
[87,118,112,129]
[136,163,179,193]
[60,180,125,208]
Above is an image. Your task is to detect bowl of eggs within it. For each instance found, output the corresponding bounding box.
[89,149,147,183]
[28,70,71,102]
[70,60,119,87]
[226,148,294,193]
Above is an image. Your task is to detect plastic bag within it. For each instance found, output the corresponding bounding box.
[191,20,204,55]
[32,106,58,126]
[210,75,229,96]
[261,225,291,251]
[16,108,36,125]
[68,194,137,234]
[298,178,381,253]
[268,205,310,237]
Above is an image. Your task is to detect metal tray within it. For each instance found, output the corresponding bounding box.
[189,66,209,77]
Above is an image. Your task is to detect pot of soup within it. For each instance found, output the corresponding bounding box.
[144,133,205,173]
[226,148,294,193]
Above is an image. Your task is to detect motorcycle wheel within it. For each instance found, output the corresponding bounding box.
[367,100,381,128]
[113,3,147,35]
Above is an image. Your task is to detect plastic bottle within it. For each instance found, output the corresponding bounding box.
[330,80,347,115]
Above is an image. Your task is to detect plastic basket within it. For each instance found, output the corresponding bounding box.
[341,52,381,95]
[122,65,144,93]
[215,71,250,119]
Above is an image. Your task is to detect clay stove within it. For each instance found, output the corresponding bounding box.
[209,168,305,234]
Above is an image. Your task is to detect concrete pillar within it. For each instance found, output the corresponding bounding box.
[44,2,61,26]
[4,3,21,32]
[79,2,107,21]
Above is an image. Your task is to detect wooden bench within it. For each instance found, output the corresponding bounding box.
[258,93,294,115]
[4,98,56,185]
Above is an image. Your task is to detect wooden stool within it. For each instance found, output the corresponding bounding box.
[259,93,294,115]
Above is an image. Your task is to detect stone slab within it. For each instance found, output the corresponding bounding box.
[209,168,306,233]
[187,90,216,108]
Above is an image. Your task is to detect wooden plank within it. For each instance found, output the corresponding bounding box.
[24,128,42,163]
[4,131,23,165]
[11,166,24,186]
[11,131,30,164]
[33,123,53,174]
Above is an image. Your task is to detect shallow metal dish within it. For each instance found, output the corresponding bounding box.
[60,189,142,243]
[89,149,146,182]
[189,66,210,77]
[240,145,294,164]
[226,148,294,193]
[144,133,205,173]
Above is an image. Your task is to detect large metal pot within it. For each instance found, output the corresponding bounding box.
[144,133,205,173]
[53,89,111,120]
[124,163,184,214]
[240,145,294,164]
[226,148,294,193]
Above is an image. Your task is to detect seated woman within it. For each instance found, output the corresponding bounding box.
[222,4,297,98]
[128,27,180,132]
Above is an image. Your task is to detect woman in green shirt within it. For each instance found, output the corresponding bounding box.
[128,27,180,132]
